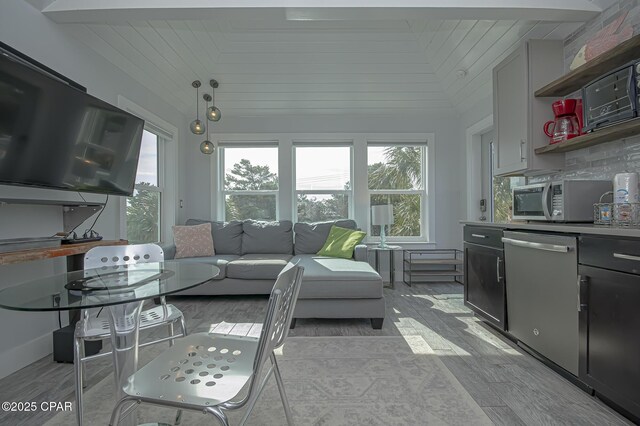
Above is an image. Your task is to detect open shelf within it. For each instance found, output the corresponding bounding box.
[535,34,640,97]
[403,258,463,265]
[405,270,464,276]
[534,118,640,154]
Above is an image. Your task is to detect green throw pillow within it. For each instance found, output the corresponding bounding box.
[317,225,366,259]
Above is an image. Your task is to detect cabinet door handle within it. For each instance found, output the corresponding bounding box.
[613,252,640,262]
[520,139,526,162]
[471,234,488,239]
[578,275,589,312]
[496,257,503,282]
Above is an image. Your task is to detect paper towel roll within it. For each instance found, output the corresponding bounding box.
[614,173,639,203]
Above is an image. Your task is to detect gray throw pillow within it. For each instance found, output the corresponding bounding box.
[242,220,294,254]
[293,219,357,255]
[185,219,243,255]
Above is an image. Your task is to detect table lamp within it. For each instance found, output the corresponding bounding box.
[371,204,394,248]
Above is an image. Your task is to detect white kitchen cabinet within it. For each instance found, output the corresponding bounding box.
[493,40,565,176]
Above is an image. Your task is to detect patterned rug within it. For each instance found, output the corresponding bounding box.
[46,336,492,425]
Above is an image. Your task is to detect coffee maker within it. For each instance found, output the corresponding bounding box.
[543,99,584,144]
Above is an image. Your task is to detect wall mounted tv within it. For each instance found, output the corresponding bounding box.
[0,45,144,197]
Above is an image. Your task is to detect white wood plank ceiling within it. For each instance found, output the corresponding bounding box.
[31,1,602,118]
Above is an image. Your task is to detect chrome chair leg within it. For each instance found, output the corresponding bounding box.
[173,407,183,426]
[168,322,175,347]
[206,406,230,426]
[180,315,187,337]
[109,396,135,426]
[240,366,274,426]
[271,352,294,426]
[74,336,84,426]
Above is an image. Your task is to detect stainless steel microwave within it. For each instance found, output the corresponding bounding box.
[512,180,612,222]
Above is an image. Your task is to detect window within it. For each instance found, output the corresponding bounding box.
[491,142,524,222]
[126,129,162,243]
[295,145,352,222]
[221,146,279,221]
[368,144,426,239]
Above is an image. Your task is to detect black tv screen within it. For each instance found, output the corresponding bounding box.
[0,49,144,196]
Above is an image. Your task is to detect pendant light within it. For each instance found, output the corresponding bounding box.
[206,79,221,122]
[200,93,214,155]
[189,80,205,135]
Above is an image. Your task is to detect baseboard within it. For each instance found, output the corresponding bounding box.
[0,333,51,379]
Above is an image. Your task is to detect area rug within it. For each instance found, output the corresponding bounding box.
[46,336,492,425]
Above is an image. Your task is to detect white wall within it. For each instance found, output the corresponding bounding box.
[0,0,188,377]
[182,113,466,250]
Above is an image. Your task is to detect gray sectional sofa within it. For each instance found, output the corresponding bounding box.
[163,219,385,329]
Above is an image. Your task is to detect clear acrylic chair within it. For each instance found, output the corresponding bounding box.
[109,263,304,426]
[75,243,187,426]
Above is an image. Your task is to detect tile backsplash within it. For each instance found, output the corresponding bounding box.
[532,0,640,184]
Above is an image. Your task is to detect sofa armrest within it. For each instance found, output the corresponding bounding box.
[161,244,177,260]
[353,244,369,263]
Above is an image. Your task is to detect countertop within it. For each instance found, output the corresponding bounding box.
[461,221,640,238]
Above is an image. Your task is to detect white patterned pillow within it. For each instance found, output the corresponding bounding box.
[173,223,215,259]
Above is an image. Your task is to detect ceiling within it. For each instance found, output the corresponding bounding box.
[32,2,603,118]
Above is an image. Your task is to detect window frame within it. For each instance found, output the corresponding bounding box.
[128,130,164,243]
[218,143,280,221]
[292,142,354,223]
[367,141,429,243]
[117,96,178,244]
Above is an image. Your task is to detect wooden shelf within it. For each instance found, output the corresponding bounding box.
[0,240,128,266]
[534,119,640,154]
[535,34,640,97]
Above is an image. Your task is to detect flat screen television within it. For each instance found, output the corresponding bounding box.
[0,47,144,196]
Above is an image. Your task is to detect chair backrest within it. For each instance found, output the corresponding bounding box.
[84,243,164,270]
[252,263,304,380]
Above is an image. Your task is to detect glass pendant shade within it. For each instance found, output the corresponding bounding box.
[207,106,221,122]
[200,140,214,154]
[190,119,205,135]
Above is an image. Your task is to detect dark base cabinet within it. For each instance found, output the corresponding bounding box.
[579,236,640,423]
[463,227,506,331]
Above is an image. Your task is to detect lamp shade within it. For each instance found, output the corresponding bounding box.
[371,204,394,226]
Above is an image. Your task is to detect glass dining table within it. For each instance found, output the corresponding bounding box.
[0,261,220,425]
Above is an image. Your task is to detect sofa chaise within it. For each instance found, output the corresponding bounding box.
[163,219,385,329]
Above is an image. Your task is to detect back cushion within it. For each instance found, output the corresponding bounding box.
[185,219,243,255]
[293,219,357,255]
[242,220,294,254]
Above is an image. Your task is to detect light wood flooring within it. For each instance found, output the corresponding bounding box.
[0,282,632,426]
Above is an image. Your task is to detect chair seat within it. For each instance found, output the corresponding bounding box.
[76,304,184,339]
[122,333,258,408]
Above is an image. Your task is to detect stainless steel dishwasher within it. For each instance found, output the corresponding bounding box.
[503,231,579,376]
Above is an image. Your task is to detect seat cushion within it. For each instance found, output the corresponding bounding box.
[293,220,357,255]
[242,220,293,255]
[185,219,243,255]
[170,255,239,280]
[226,254,293,280]
[292,255,383,299]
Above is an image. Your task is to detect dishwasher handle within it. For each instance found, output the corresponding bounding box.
[502,237,571,253]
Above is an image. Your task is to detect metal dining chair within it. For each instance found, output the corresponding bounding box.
[75,243,187,426]
[109,263,304,426]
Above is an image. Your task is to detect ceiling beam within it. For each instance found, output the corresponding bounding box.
[40,0,602,24]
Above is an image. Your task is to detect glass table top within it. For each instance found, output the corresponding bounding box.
[0,261,220,312]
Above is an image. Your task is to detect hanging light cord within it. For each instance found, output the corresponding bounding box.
[196,85,199,118]
[205,97,210,136]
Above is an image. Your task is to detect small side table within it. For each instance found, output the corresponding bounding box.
[370,245,402,289]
